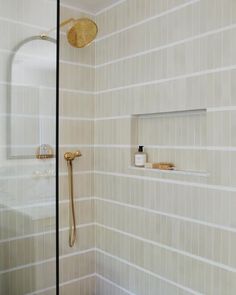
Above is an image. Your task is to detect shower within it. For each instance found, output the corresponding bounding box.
[41,16,97,248]
[4,0,235,294]
[41,18,98,48]
[64,150,82,247]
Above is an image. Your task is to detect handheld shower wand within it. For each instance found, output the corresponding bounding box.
[64,150,82,247]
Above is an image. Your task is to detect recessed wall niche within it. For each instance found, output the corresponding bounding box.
[131,109,207,174]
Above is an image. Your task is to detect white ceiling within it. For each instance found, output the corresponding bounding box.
[61,0,121,14]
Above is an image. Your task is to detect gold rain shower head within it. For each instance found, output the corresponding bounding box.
[40,18,98,48]
[67,18,98,48]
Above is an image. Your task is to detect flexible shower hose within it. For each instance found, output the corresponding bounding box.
[67,160,77,247]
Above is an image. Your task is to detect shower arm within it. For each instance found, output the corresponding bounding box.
[64,150,82,247]
[40,18,75,39]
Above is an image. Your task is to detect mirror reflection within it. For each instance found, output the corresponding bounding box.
[8,37,56,159]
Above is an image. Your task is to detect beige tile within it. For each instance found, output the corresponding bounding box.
[0,260,56,294]
[59,199,94,228]
[59,62,94,92]
[96,230,236,295]
[60,251,95,283]
[59,91,94,118]
[95,118,131,145]
[95,173,236,228]
[60,276,96,295]
[0,205,56,240]
[96,275,129,295]
[96,0,192,39]
[0,0,56,28]
[59,225,95,256]
[95,200,236,268]
[59,173,94,201]
[59,119,93,145]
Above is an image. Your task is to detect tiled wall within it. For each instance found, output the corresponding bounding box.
[0,0,58,294]
[59,4,96,294]
[2,0,236,294]
[94,0,236,294]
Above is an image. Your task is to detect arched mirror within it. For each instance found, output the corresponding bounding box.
[7,36,56,159]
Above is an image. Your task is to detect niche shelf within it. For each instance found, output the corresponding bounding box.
[129,166,209,177]
[130,109,208,175]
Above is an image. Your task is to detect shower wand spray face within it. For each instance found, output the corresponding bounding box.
[67,18,98,48]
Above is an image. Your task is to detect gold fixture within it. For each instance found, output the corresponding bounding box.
[36,144,54,159]
[64,150,82,161]
[64,150,82,247]
[41,18,98,48]
[67,18,98,48]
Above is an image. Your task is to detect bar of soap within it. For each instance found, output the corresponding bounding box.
[153,162,175,170]
[144,162,175,170]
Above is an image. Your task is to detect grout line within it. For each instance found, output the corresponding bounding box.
[94,198,236,233]
[0,170,92,180]
[2,60,236,97]
[3,106,231,123]
[0,144,91,148]
[3,110,231,122]
[93,144,236,151]
[0,248,95,275]
[60,196,94,204]
[60,273,96,286]
[95,23,236,67]
[130,145,205,150]
[0,81,56,90]
[2,194,236,244]
[95,0,200,42]
[96,248,203,295]
[96,228,236,273]
[95,0,127,16]
[0,80,94,95]
[59,248,95,259]
[206,146,236,151]
[135,109,206,118]
[207,106,236,112]
[60,59,94,68]
[0,196,94,212]
[94,170,236,192]
[0,113,93,121]
[94,144,133,148]
[1,143,236,151]
[95,65,236,94]
[25,273,96,295]
[26,271,200,295]
[0,16,49,31]
[60,2,96,16]
[96,274,135,295]
[94,115,131,121]
[0,223,95,244]
[59,115,93,121]
[59,87,95,95]
[48,171,92,176]
[26,286,55,295]
[0,48,55,63]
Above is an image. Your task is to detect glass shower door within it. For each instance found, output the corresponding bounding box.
[0,0,58,294]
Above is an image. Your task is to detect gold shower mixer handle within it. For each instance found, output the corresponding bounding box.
[64,150,82,161]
